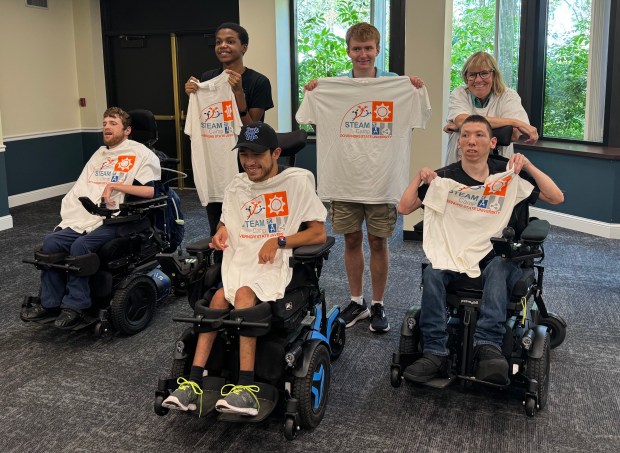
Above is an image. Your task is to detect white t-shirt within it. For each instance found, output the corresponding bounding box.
[58,139,161,233]
[184,71,242,205]
[445,86,530,164]
[220,167,327,304]
[296,76,431,204]
[422,169,534,277]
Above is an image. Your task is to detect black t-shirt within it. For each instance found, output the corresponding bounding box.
[200,68,274,121]
[418,156,540,237]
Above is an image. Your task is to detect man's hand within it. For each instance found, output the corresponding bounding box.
[508,153,531,174]
[304,79,318,91]
[210,225,229,250]
[225,69,243,95]
[418,167,438,184]
[185,76,199,95]
[409,76,424,89]
[257,237,279,264]
[101,183,118,208]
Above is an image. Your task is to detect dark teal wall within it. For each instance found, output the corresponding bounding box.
[5,132,101,196]
[0,151,9,214]
[518,147,619,223]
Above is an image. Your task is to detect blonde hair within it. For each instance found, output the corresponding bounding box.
[460,51,506,96]
[345,22,380,48]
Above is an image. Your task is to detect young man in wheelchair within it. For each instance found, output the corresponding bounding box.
[397,114,563,384]
[20,107,161,329]
[162,122,327,416]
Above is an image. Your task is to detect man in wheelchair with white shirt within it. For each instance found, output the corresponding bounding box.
[397,115,564,384]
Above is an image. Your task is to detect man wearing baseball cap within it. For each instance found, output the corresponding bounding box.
[163,122,327,416]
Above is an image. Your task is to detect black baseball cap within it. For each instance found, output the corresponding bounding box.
[232,122,279,153]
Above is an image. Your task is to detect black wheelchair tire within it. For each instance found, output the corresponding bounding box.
[538,312,566,349]
[526,330,550,412]
[110,276,156,335]
[390,366,402,388]
[524,396,536,417]
[329,317,346,361]
[293,343,331,430]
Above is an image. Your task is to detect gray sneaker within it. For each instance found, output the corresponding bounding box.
[339,300,370,327]
[162,378,203,414]
[215,384,260,416]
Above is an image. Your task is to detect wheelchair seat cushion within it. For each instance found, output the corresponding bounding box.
[115,217,151,237]
[447,266,536,299]
[270,287,310,329]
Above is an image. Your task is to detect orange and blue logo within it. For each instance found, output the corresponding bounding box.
[340,101,394,138]
[200,101,235,138]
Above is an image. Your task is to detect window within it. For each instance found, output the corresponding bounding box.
[543,0,608,142]
[292,0,391,129]
[450,0,521,92]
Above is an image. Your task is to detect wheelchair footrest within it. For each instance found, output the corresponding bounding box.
[421,376,455,389]
[457,374,511,388]
[217,383,278,424]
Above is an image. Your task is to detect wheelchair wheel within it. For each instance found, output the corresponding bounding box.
[110,276,156,335]
[329,317,346,361]
[293,343,330,429]
[538,312,566,349]
[525,330,550,415]
[154,395,169,416]
[283,416,297,441]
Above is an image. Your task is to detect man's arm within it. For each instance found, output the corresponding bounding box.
[258,220,327,264]
[509,153,564,205]
[397,167,437,215]
[101,183,154,207]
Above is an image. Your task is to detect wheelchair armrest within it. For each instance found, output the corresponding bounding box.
[520,219,550,244]
[119,195,168,214]
[292,236,335,260]
[186,237,213,254]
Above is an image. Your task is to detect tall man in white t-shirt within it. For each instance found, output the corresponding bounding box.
[303,22,425,334]
[20,107,161,329]
[163,122,327,417]
[397,115,563,384]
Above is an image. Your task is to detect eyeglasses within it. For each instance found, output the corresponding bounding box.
[466,70,494,81]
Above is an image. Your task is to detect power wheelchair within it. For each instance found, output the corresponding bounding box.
[20,110,184,336]
[154,130,346,440]
[390,213,567,417]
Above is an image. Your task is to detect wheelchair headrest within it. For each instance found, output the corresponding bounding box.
[277,130,308,157]
[128,109,158,149]
[492,125,513,147]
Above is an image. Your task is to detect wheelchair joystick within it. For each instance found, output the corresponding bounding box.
[100,197,107,209]
[503,226,515,242]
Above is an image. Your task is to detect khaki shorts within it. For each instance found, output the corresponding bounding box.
[329,201,397,238]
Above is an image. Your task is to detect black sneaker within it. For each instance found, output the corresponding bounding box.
[20,302,60,322]
[339,300,370,328]
[403,353,448,383]
[474,344,509,384]
[369,303,390,332]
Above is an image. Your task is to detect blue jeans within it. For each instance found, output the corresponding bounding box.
[40,225,118,310]
[419,257,524,356]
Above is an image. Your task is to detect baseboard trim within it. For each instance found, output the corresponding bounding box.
[8,182,74,208]
[529,207,619,239]
[0,214,13,231]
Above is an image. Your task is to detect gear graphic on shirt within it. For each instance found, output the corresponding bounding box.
[117,157,133,170]
[374,103,391,120]
[268,195,286,215]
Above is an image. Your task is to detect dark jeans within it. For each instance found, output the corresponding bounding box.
[419,257,525,356]
[40,225,118,310]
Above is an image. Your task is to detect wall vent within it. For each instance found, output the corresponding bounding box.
[26,0,48,9]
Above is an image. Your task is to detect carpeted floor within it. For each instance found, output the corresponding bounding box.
[0,190,619,452]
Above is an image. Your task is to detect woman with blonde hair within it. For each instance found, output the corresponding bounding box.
[443,51,538,164]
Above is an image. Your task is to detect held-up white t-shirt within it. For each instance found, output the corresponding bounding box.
[58,139,161,233]
[185,71,242,205]
[422,169,534,277]
[220,167,327,304]
[296,76,431,204]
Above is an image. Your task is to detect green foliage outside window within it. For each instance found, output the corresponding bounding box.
[296,0,370,115]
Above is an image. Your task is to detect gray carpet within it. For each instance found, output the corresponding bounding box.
[1,191,619,453]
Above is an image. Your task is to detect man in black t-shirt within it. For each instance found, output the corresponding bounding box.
[397,115,564,384]
[185,22,274,234]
